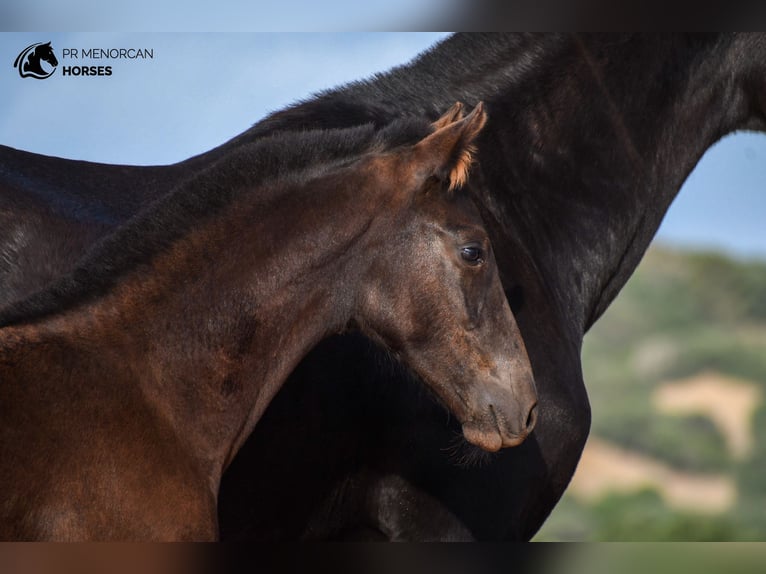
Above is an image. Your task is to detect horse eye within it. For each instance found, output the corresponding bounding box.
[460,246,484,265]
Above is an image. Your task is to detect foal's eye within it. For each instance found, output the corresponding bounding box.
[460,246,484,265]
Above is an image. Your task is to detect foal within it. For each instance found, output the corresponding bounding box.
[0,103,537,540]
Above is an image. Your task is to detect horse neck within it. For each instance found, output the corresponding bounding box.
[479,34,760,336]
[176,34,762,340]
[194,34,757,339]
[18,170,384,477]
[190,35,564,164]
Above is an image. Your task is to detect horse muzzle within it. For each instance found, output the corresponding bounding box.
[460,387,538,452]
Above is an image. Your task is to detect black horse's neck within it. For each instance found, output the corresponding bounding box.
[215,33,762,338]
[508,34,760,332]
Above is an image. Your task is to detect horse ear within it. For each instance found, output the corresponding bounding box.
[413,102,487,191]
[431,102,465,130]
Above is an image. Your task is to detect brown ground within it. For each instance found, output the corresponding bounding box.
[568,436,736,513]
[567,370,762,514]
[653,371,761,460]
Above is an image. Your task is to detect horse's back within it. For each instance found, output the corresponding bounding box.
[0,145,183,310]
[0,144,178,220]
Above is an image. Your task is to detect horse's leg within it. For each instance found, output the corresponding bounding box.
[356,471,474,541]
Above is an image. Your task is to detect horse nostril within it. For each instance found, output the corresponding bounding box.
[525,404,538,433]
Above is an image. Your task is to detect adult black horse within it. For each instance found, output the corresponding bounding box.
[1,34,764,540]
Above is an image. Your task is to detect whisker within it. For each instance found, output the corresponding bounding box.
[441,431,494,469]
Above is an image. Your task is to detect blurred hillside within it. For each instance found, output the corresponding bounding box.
[535,245,766,541]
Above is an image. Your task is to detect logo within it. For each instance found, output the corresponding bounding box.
[13,42,59,79]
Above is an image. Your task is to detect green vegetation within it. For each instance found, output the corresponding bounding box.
[535,245,766,541]
[536,489,742,542]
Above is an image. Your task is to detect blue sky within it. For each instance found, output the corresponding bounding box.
[2,33,765,260]
[1,2,457,31]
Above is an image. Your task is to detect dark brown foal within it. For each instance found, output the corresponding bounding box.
[0,103,536,540]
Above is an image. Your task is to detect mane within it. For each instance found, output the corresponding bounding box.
[213,34,733,163]
[0,118,433,327]
[214,34,570,149]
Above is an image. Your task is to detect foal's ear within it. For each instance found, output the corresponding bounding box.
[431,102,465,130]
[413,102,487,191]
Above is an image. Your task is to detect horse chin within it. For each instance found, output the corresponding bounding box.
[461,423,527,452]
[462,424,502,452]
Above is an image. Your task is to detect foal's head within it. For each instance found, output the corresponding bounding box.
[353,103,537,451]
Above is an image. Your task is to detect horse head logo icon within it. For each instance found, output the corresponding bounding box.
[13,42,59,79]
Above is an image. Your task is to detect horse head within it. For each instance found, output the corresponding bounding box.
[15,42,58,79]
[35,42,59,68]
[355,103,538,451]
